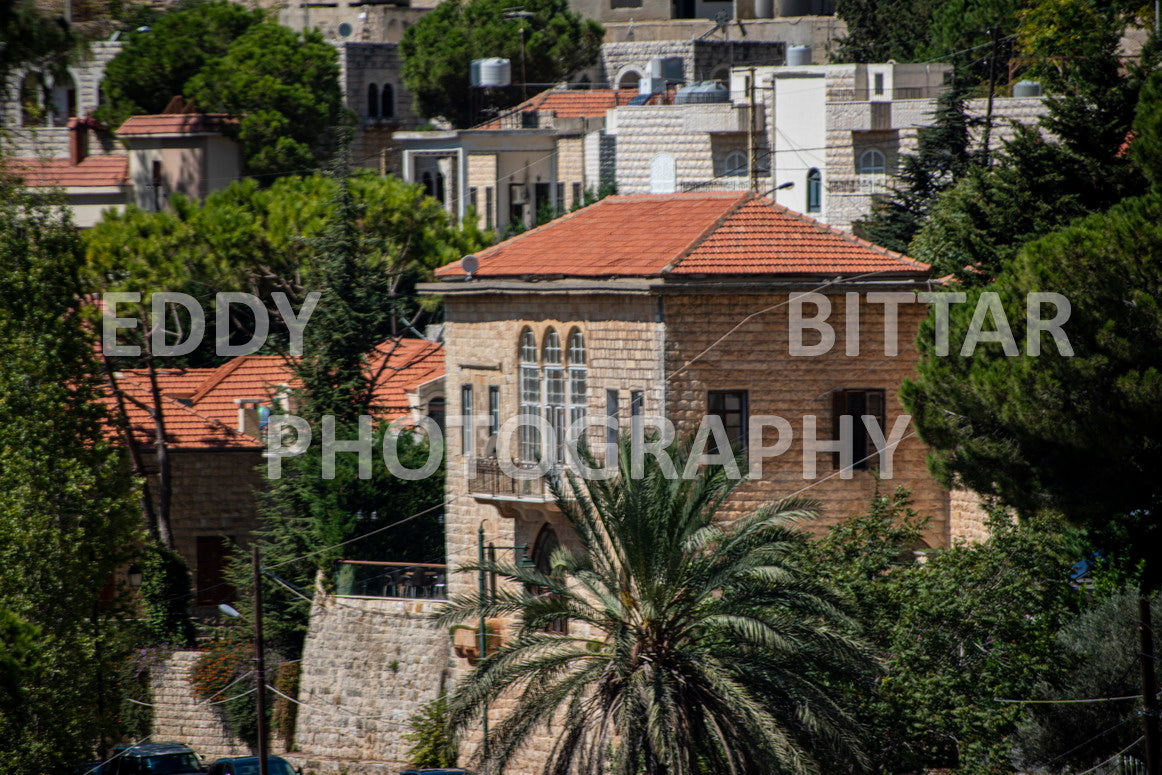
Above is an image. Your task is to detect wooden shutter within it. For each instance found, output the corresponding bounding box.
[867,389,886,467]
[831,389,847,470]
[196,536,235,605]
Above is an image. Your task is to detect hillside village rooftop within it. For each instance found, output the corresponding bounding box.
[430,191,932,287]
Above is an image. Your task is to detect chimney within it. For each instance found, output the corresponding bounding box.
[68,118,88,165]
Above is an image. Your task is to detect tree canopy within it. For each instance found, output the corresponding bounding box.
[400,0,603,127]
[97,0,344,177]
[0,183,141,768]
[904,191,1162,588]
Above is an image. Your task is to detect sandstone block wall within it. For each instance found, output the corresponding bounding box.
[663,292,951,545]
[949,487,992,545]
[291,595,451,771]
[150,651,252,760]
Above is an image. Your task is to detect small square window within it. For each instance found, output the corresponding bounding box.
[707,390,748,454]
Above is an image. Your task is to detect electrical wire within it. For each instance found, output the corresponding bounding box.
[266,683,413,725]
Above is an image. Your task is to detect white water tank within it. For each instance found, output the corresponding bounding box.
[755,0,773,17]
[1013,79,1042,97]
[787,45,812,66]
[472,58,511,87]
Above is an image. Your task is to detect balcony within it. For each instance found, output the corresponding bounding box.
[467,456,559,502]
[334,560,447,599]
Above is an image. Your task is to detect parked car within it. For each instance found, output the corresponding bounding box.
[110,743,206,775]
[206,756,298,775]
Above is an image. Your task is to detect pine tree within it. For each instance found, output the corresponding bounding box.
[858,87,977,253]
[0,181,141,768]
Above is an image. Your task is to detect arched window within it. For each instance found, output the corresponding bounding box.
[567,329,587,435]
[367,83,380,118]
[381,83,395,119]
[529,524,567,633]
[51,72,77,127]
[531,523,560,575]
[543,329,565,463]
[723,150,747,177]
[649,152,676,194]
[806,168,822,213]
[617,69,642,91]
[858,149,887,194]
[519,328,540,462]
[20,72,43,127]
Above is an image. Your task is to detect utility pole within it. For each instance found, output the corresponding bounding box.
[747,67,757,192]
[1140,597,1161,774]
[478,524,490,764]
[253,545,269,775]
[981,26,1000,167]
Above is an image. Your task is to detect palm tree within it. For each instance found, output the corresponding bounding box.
[439,440,876,775]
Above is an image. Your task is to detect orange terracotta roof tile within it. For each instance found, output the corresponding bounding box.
[118,367,218,399]
[4,155,128,188]
[101,371,260,450]
[476,88,642,128]
[116,113,237,137]
[436,193,930,280]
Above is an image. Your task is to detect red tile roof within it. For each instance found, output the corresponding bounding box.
[3,155,128,188]
[116,113,237,137]
[103,371,260,450]
[436,193,929,280]
[476,88,642,128]
[99,339,445,450]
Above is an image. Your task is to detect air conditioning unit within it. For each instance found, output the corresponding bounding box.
[509,184,529,204]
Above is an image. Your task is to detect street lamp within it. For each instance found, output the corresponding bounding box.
[502,10,534,99]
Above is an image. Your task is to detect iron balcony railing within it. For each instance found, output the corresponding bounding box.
[469,456,559,499]
[335,560,447,599]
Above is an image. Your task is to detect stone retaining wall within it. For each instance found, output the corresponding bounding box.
[289,594,452,772]
[150,651,252,760]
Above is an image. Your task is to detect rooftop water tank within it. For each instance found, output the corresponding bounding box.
[648,56,684,82]
[786,45,812,66]
[675,81,730,105]
[472,58,512,88]
[1013,79,1042,98]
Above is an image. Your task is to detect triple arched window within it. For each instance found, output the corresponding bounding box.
[517,327,587,463]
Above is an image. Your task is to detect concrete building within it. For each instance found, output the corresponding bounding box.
[394,88,633,232]
[746,61,1049,232]
[115,112,242,211]
[605,60,1047,232]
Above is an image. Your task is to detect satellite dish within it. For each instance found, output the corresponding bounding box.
[338,22,353,37]
[461,254,479,277]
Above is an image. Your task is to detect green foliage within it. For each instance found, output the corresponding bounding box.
[96,1,263,123]
[1132,70,1162,187]
[1015,587,1161,772]
[185,24,344,178]
[439,437,876,774]
[858,87,978,252]
[0,0,76,82]
[139,542,196,647]
[834,0,944,63]
[400,0,603,127]
[875,512,1077,773]
[910,42,1158,282]
[236,168,448,657]
[271,661,301,748]
[97,0,344,176]
[904,192,1162,587]
[191,636,265,745]
[405,695,458,768]
[0,606,41,717]
[85,172,483,368]
[0,183,141,769]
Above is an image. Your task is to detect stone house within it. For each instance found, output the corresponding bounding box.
[401,189,994,772]
[101,338,446,613]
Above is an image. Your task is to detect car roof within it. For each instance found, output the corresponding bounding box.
[210,757,290,763]
[124,744,198,756]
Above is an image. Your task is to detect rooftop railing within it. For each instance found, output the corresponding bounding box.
[335,560,447,599]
